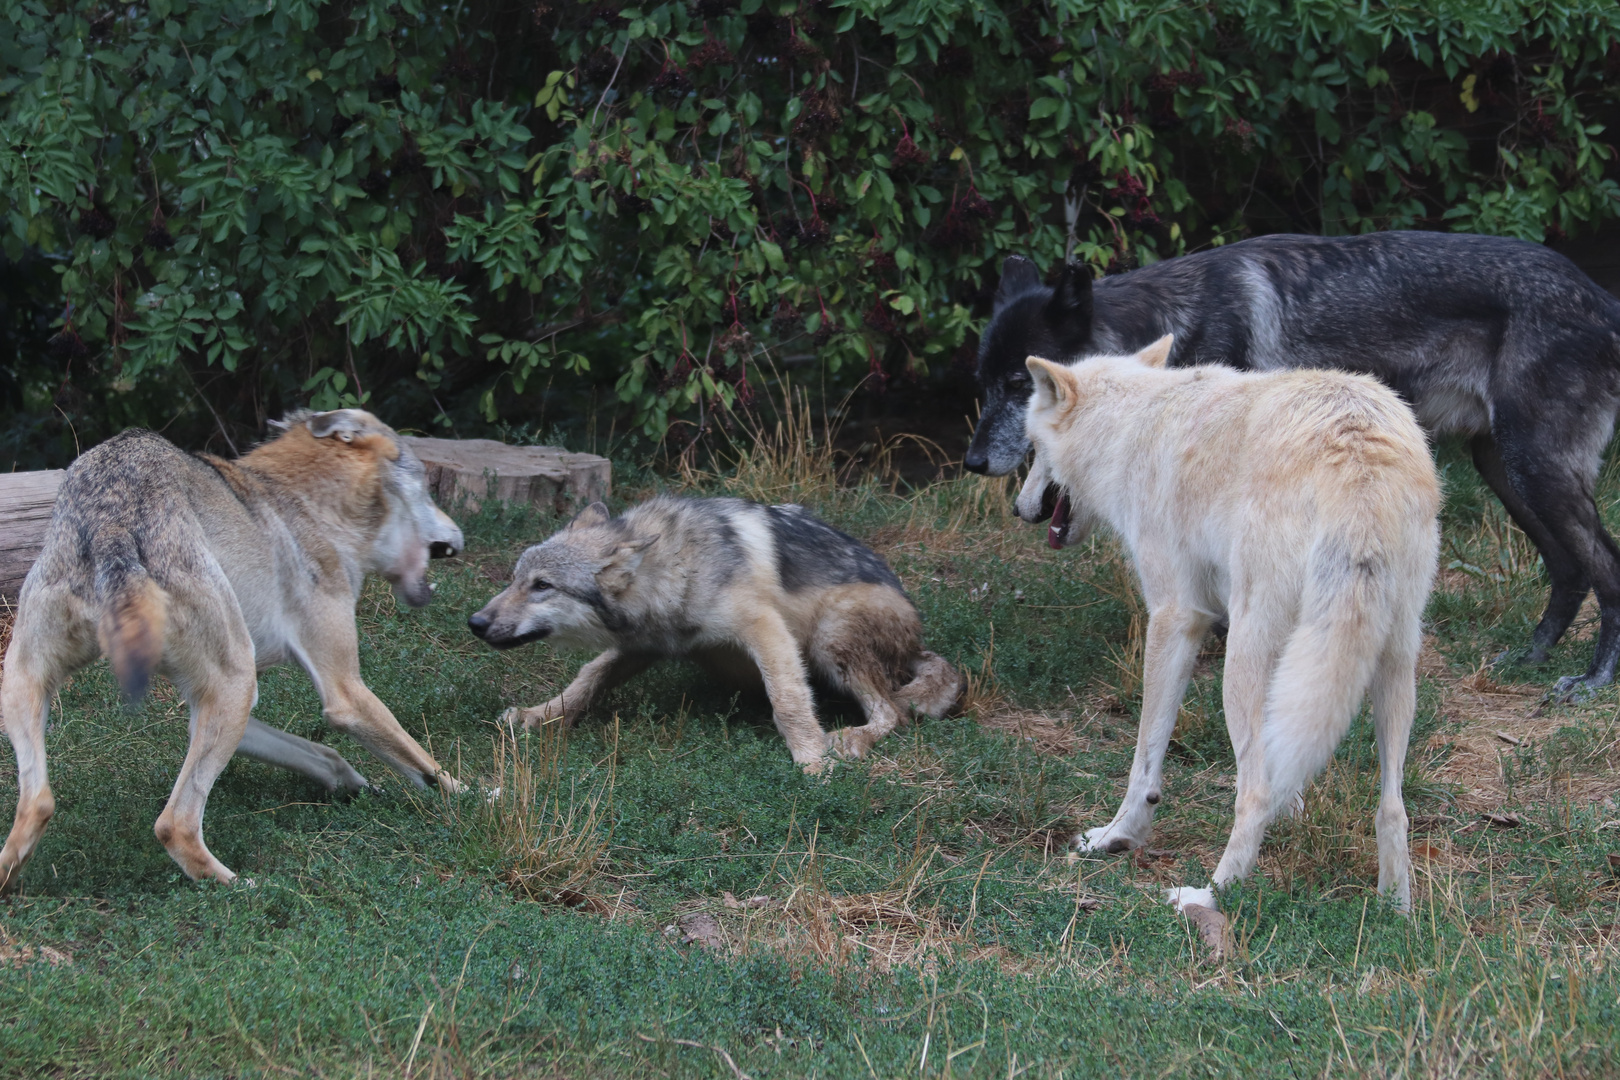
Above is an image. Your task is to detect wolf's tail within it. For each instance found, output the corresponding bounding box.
[93,535,169,704]
[1258,534,1401,816]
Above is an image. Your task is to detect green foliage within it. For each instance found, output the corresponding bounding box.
[3,0,1619,456]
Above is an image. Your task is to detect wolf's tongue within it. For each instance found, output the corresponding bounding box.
[1047,493,1071,550]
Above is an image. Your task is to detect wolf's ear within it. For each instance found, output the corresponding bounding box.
[597,534,658,595]
[308,409,366,442]
[1137,334,1174,369]
[1026,357,1078,411]
[566,501,611,531]
[1044,261,1094,346]
[994,255,1042,311]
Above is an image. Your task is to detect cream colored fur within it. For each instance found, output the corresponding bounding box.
[1016,336,1440,913]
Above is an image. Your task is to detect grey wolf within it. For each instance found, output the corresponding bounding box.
[466,497,964,767]
[1016,337,1440,913]
[0,409,465,891]
[968,232,1620,695]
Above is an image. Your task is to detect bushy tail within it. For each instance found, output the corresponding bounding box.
[1259,537,1398,814]
[94,538,169,704]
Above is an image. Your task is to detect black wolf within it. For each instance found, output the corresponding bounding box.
[965,231,1620,695]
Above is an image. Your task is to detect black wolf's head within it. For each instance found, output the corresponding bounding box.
[964,256,1096,476]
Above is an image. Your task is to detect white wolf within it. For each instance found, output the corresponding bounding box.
[1016,336,1440,913]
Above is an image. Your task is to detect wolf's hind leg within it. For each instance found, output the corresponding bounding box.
[1369,620,1419,914]
[898,652,966,719]
[1080,604,1209,856]
[1469,434,1586,664]
[0,595,96,894]
[235,718,369,795]
[1183,604,1289,909]
[505,648,655,731]
[155,599,257,884]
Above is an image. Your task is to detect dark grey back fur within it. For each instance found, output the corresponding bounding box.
[764,503,902,593]
[968,231,1620,474]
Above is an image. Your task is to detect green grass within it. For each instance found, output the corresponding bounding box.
[3,442,1620,1078]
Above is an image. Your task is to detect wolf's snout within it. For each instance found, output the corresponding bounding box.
[1015,482,1060,524]
[429,541,459,559]
[467,611,492,638]
[963,445,990,475]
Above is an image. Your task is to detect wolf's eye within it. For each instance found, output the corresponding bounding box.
[531,579,552,592]
[1008,371,1032,387]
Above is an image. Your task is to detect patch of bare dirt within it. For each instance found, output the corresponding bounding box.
[0,923,71,968]
[1420,638,1620,812]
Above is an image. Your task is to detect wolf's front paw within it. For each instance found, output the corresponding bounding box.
[800,755,834,776]
[1164,885,1217,913]
[1549,670,1612,703]
[828,726,874,760]
[1074,823,1146,855]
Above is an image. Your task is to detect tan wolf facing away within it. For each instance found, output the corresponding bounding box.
[0,410,465,891]
[467,497,965,768]
[1016,336,1440,913]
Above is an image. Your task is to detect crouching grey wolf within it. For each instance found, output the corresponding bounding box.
[970,232,1620,696]
[1017,337,1439,913]
[467,497,964,768]
[0,409,465,891]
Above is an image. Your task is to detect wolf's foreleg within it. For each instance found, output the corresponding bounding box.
[506,648,655,731]
[234,717,369,795]
[300,609,459,793]
[743,612,830,768]
[1079,605,1209,855]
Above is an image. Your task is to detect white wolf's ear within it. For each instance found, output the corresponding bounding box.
[308,409,367,442]
[1025,356,1077,411]
[567,501,611,531]
[1137,334,1174,369]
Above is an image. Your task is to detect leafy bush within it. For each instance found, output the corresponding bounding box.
[3,0,1619,462]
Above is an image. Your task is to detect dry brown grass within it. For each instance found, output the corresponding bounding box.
[446,716,619,914]
[1419,639,1620,813]
[677,382,854,506]
[665,838,1038,977]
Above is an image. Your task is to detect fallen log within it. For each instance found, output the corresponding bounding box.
[0,471,65,604]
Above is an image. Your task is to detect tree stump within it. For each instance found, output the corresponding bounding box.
[401,438,611,514]
[0,471,65,603]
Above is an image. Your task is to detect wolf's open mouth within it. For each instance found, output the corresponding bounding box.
[1025,482,1073,548]
[487,628,551,650]
[1048,490,1072,550]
